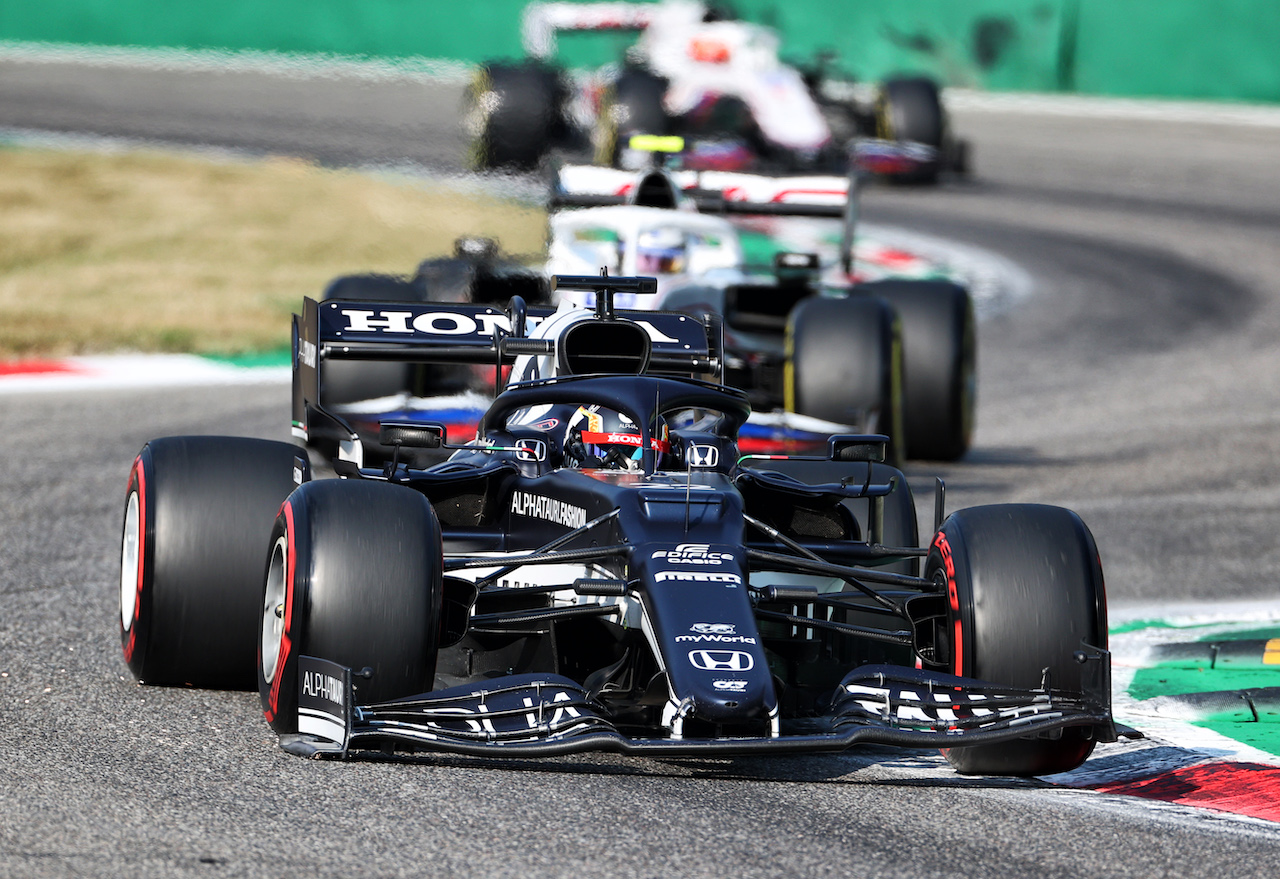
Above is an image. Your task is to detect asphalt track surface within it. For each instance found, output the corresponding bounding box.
[4,58,1280,876]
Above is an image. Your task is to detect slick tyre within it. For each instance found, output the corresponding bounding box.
[120,436,306,689]
[861,280,975,461]
[787,295,905,467]
[319,274,425,406]
[926,504,1108,776]
[595,69,670,166]
[466,63,563,170]
[259,479,444,734]
[878,77,945,183]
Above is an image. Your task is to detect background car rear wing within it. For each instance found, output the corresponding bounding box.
[292,291,722,444]
[522,1,659,58]
[552,161,862,274]
[554,163,847,215]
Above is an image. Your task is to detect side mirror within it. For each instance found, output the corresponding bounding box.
[829,434,887,463]
[379,421,445,450]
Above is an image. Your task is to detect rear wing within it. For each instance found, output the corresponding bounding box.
[522,1,659,58]
[552,162,862,274]
[553,163,848,217]
[292,293,722,444]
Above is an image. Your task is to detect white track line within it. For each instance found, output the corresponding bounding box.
[0,355,289,395]
[947,88,1280,128]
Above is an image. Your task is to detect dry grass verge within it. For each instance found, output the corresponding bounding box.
[0,147,546,357]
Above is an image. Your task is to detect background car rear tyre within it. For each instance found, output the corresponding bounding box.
[318,274,427,407]
[595,68,670,166]
[925,503,1108,776]
[259,479,444,735]
[861,280,975,461]
[120,436,305,690]
[878,77,945,183]
[466,63,563,170]
[787,295,906,467]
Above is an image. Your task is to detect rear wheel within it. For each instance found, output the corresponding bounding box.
[594,68,670,166]
[787,295,905,468]
[862,280,975,461]
[120,436,305,689]
[466,63,563,170]
[925,504,1108,775]
[318,274,426,407]
[259,479,444,734]
[878,77,945,183]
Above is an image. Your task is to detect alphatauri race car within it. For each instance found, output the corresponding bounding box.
[119,275,1126,774]
[466,0,967,182]
[318,153,974,463]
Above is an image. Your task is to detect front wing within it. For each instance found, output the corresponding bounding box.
[283,655,1122,759]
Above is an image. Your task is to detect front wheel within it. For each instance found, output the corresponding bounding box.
[259,479,444,735]
[925,504,1108,776]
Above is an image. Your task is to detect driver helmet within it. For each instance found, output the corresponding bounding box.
[632,226,689,275]
[565,405,670,471]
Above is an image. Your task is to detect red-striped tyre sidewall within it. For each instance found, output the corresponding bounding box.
[926,504,1107,776]
[120,451,153,676]
[261,502,302,732]
[117,436,306,689]
[258,479,443,736]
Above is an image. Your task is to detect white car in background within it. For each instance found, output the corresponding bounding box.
[467,0,966,183]
[544,157,975,461]
[315,153,975,462]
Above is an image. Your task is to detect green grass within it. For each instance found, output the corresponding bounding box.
[0,146,547,358]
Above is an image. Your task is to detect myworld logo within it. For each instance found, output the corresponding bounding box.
[678,622,756,644]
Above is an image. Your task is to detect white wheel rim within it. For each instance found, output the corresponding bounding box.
[120,491,140,631]
[261,535,288,682]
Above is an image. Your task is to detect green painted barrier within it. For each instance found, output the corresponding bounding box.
[730,0,1070,92]
[0,0,1277,103]
[0,0,530,62]
[1073,0,1280,101]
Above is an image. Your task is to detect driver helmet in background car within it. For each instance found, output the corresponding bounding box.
[632,226,689,275]
[565,405,670,470]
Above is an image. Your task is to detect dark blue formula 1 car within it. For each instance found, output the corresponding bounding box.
[119,275,1126,775]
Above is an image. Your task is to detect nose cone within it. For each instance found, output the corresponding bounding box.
[636,539,778,732]
[679,654,775,723]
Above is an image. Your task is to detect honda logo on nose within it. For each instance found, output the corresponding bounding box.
[688,650,754,671]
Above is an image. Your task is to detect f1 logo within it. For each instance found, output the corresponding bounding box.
[688,650,754,671]
[687,444,719,468]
